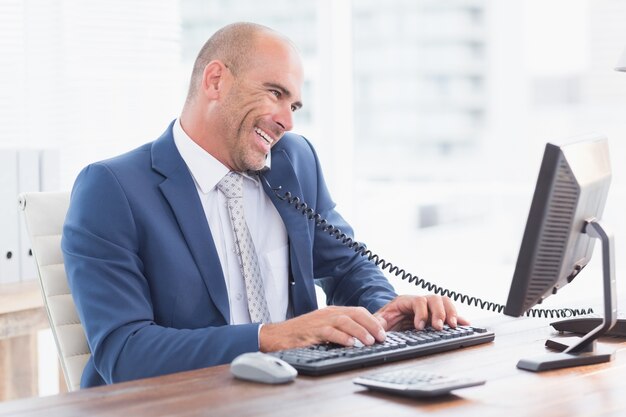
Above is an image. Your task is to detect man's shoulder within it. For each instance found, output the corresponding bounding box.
[95,142,153,169]
[91,122,175,171]
[72,141,156,195]
[76,127,175,191]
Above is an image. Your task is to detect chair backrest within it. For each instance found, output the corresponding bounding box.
[18,191,90,392]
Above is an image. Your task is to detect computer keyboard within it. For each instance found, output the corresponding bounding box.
[353,368,486,398]
[270,325,495,376]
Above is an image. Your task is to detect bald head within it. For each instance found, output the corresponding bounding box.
[179,22,304,171]
[185,22,294,103]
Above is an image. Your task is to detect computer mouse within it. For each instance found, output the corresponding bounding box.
[230,352,298,384]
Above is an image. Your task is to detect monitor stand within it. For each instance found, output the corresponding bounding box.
[516,219,617,372]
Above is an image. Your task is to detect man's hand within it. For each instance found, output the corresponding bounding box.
[259,295,469,353]
[259,306,386,352]
[375,295,469,332]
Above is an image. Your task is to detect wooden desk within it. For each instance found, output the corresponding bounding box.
[1,315,625,417]
[0,281,48,401]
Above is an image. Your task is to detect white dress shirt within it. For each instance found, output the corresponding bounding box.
[173,119,290,324]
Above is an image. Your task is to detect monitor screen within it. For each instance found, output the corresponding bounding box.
[504,134,611,317]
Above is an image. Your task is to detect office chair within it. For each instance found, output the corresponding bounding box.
[18,192,90,392]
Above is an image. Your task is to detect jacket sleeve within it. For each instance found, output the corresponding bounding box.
[62,163,259,385]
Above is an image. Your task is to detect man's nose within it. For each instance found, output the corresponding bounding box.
[274,102,294,132]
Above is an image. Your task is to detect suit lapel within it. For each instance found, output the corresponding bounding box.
[152,128,230,323]
[261,149,318,316]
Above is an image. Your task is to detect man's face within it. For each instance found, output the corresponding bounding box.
[217,35,303,172]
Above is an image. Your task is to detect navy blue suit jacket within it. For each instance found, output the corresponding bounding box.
[62,122,397,387]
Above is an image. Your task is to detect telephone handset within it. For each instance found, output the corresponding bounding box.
[260,174,592,319]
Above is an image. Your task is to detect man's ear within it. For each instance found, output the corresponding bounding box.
[201,60,229,99]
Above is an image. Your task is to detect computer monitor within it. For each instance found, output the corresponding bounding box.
[503,133,617,371]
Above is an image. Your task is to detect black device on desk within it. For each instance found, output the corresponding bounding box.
[551,313,626,337]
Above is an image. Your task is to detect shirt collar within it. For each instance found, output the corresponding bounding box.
[172,118,268,194]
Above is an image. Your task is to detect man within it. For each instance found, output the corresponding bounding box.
[62,22,468,388]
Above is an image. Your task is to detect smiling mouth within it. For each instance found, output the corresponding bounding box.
[254,127,274,146]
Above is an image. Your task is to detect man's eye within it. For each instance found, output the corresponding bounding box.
[270,90,281,98]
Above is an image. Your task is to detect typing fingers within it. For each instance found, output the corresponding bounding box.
[425,295,446,330]
[326,314,377,347]
[442,296,470,326]
[426,295,470,329]
[309,306,386,347]
[301,306,386,347]
[260,306,384,351]
[411,297,428,330]
[340,307,386,345]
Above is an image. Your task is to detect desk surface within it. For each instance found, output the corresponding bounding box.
[1,315,625,417]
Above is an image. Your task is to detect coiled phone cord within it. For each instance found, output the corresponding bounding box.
[264,179,593,319]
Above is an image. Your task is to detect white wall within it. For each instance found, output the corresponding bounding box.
[0,0,185,189]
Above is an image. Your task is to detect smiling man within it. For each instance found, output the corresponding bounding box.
[62,22,467,388]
